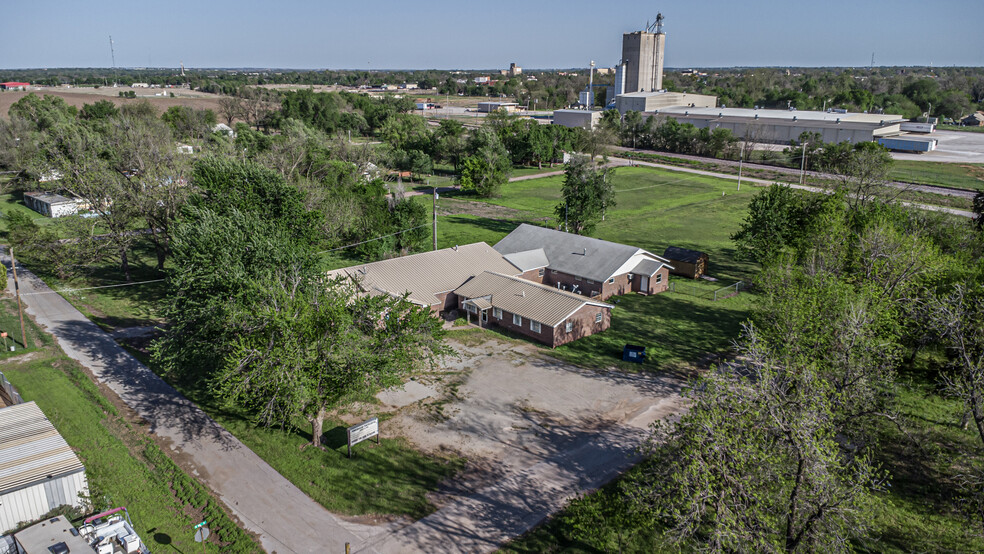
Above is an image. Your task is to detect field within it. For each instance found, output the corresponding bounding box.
[0,88,228,118]
[888,160,984,191]
[0,301,260,551]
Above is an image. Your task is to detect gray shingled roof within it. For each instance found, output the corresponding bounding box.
[327,243,519,307]
[455,271,612,327]
[494,224,661,282]
[502,248,549,272]
[631,259,665,276]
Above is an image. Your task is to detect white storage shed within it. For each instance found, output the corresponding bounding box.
[0,402,89,534]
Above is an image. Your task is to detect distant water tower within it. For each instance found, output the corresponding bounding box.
[621,13,666,93]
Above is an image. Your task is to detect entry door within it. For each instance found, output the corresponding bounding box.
[481,309,488,324]
[640,275,649,292]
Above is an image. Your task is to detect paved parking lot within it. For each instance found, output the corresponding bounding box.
[892,130,984,163]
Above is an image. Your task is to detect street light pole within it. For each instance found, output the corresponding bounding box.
[737,142,744,191]
[799,142,808,186]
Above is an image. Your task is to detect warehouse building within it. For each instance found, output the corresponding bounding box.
[552,109,603,130]
[0,402,89,534]
[22,192,78,218]
[652,107,905,145]
[615,91,717,114]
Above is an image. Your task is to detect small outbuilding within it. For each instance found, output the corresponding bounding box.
[0,402,89,534]
[961,111,984,127]
[22,192,78,218]
[662,246,709,279]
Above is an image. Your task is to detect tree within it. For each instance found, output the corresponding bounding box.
[434,119,467,171]
[216,268,449,448]
[731,184,814,264]
[554,156,615,235]
[459,128,511,197]
[975,191,984,230]
[625,324,885,553]
[825,142,895,210]
[80,100,119,121]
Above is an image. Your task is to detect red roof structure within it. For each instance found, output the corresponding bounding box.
[0,82,30,88]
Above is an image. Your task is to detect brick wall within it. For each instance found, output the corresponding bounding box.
[553,304,611,347]
[518,267,547,284]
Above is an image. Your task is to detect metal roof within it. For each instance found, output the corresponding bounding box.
[0,402,85,496]
[502,248,549,271]
[494,224,661,282]
[23,192,76,205]
[631,259,665,277]
[455,272,612,327]
[327,243,520,307]
[657,106,904,126]
[13,515,92,554]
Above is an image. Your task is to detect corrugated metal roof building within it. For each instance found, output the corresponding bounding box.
[0,402,89,534]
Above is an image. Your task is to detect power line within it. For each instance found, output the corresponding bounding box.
[19,279,166,297]
[316,224,430,255]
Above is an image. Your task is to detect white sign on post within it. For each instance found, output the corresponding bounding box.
[347,417,379,458]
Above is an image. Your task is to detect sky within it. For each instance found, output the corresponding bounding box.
[2,0,982,70]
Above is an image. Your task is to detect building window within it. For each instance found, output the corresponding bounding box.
[565,321,573,333]
[628,274,634,280]
[656,273,663,283]
[586,279,594,284]
[530,320,541,333]
[493,307,502,319]
[590,290,598,297]
[608,277,615,284]
[595,312,603,324]
[513,313,522,326]
[551,269,558,274]
[538,268,545,277]
[464,303,477,314]
[575,276,582,281]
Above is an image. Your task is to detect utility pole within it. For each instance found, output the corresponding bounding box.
[737,142,744,191]
[432,185,438,251]
[9,247,28,350]
[799,142,808,186]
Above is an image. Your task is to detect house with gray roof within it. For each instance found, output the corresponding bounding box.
[493,224,673,299]
[455,272,613,347]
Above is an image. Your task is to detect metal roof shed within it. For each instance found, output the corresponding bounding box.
[0,402,89,534]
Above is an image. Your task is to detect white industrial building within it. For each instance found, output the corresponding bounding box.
[22,192,78,218]
[615,91,717,114]
[553,109,603,130]
[477,101,519,113]
[652,107,905,145]
[0,402,89,534]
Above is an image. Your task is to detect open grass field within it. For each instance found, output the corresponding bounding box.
[888,160,984,191]
[0,299,260,551]
[0,193,58,234]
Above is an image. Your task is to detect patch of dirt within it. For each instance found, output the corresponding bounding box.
[958,164,984,182]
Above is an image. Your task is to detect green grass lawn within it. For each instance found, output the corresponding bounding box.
[553,282,755,372]
[0,298,53,358]
[938,124,984,134]
[0,298,259,550]
[0,193,58,235]
[888,160,984,191]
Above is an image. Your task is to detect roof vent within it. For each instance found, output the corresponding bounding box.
[453,245,458,251]
[792,116,797,121]
[754,114,759,119]
[521,290,526,297]
[582,247,587,256]
[836,118,840,123]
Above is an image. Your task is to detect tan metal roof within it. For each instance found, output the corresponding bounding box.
[327,243,520,307]
[455,272,612,327]
[0,402,85,495]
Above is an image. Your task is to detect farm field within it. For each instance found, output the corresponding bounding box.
[0,88,228,118]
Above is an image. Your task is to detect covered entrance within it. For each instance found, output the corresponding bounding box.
[463,297,493,327]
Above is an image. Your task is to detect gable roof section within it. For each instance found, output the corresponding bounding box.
[328,243,519,307]
[631,259,665,277]
[502,248,549,272]
[662,246,706,264]
[0,401,85,496]
[455,271,612,327]
[494,224,665,282]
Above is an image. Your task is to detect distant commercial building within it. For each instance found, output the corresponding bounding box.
[0,82,30,91]
[0,402,90,534]
[655,107,905,145]
[615,91,717,114]
[477,101,519,113]
[877,136,938,153]
[23,192,78,218]
[621,14,666,93]
[508,63,522,77]
[553,109,603,130]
